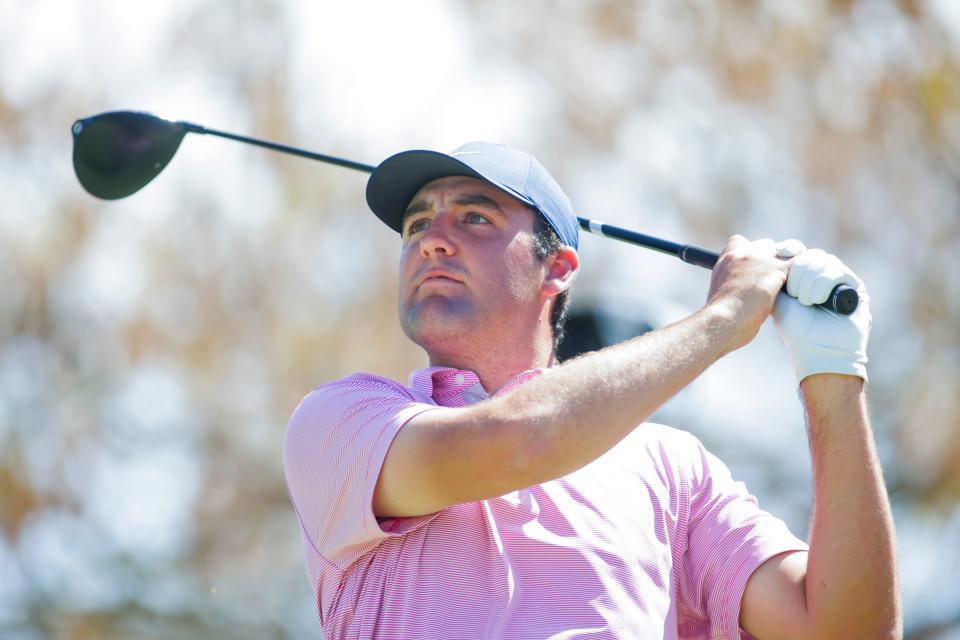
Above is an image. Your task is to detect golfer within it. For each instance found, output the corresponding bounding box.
[283,142,900,639]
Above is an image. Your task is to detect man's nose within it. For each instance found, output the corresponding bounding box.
[419,214,457,257]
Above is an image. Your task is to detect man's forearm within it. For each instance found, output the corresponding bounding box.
[480,303,737,487]
[801,374,901,638]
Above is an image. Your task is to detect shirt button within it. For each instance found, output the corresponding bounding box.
[454,374,465,385]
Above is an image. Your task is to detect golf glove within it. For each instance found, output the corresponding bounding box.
[771,242,871,383]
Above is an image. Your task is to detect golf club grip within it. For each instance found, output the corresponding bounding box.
[679,244,859,315]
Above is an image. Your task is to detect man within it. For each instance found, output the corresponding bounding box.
[283,142,900,639]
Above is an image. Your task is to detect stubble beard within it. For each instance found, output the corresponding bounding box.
[400,281,541,369]
[400,295,484,358]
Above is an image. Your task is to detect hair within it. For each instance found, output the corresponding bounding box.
[530,211,573,353]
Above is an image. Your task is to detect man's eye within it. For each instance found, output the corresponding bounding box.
[405,218,430,235]
[465,212,491,224]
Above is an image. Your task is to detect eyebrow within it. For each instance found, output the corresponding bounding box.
[403,193,504,221]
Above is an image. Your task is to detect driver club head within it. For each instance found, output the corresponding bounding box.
[72,111,188,200]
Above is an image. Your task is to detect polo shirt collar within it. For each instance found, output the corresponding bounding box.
[408,366,544,407]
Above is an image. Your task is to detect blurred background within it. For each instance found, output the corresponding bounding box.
[1,0,958,637]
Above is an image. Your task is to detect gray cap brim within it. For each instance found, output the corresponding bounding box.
[366,150,481,233]
[366,149,539,234]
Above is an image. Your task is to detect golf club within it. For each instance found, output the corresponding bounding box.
[71,110,859,315]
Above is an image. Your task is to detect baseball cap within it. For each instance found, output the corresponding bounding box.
[365,141,579,249]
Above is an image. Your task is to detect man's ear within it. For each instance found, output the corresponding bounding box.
[543,247,580,297]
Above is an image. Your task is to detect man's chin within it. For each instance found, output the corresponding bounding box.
[400,303,476,348]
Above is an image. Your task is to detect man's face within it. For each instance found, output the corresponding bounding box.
[398,175,546,356]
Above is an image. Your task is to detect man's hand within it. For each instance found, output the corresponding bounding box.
[706,235,789,354]
[772,247,871,383]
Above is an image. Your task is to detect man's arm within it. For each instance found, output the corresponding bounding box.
[739,375,901,639]
[376,303,738,517]
[374,236,783,517]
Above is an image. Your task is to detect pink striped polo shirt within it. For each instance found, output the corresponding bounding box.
[283,367,807,639]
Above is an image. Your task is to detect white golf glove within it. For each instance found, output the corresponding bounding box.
[771,240,871,383]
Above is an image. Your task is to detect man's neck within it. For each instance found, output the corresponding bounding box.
[426,337,555,394]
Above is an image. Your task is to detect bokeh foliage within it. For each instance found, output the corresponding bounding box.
[0,0,957,637]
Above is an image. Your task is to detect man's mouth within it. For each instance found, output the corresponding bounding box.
[418,270,465,287]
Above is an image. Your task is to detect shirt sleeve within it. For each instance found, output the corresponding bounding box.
[676,433,809,640]
[282,374,442,568]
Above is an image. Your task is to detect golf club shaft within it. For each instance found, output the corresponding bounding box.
[181,122,378,174]
[578,218,716,267]
[580,218,859,314]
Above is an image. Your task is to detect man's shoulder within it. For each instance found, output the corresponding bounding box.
[614,422,713,473]
[627,422,704,450]
[283,372,432,454]
[310,372,414,398]
[286,373,418,431]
